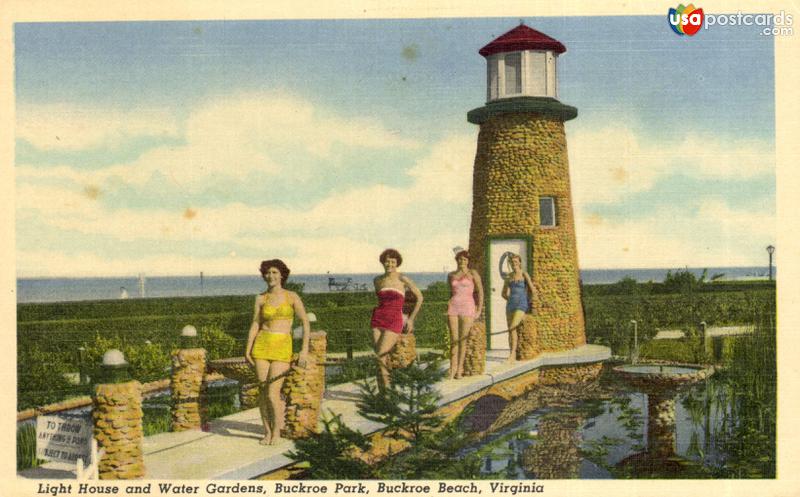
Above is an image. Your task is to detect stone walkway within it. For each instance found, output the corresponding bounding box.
[20,344,610,480]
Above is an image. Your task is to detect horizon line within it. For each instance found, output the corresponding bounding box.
[16,264,776,280]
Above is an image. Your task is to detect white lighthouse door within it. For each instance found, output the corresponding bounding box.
[487,239,529,350]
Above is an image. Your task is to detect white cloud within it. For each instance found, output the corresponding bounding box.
[16,126,473,241]
[15,129,476,276]
[695,199,775,239]
[569,124,664,205]
[16,90,423,193]
[569,124,774,205]
[16,103,180,151]
[575,202,775,268]
[186,91,419,158]
[16,96,776,276]
[406,134,476,202]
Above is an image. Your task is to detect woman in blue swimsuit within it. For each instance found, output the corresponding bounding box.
[501,253,534,362]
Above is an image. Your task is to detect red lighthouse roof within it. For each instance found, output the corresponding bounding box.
[479,24,566,57]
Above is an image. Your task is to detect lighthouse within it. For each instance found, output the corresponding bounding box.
[466,24,586,358]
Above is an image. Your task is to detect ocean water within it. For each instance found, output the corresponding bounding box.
[16,267,774,304]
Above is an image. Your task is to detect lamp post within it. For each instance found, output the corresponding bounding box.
[767,245,775,281]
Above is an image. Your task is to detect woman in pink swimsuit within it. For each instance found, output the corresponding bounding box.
[371,248,423,388]
[446,250,484,379]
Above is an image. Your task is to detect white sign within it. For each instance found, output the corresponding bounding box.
[36,415,92,464]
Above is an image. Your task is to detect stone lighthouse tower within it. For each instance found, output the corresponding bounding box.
[466,24,586,358]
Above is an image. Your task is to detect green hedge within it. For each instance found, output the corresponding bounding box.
[16,291,390,323]
[583,289,775,355]
[581,279,775,297]
[638,338,704,363]
[17,286,774,410]
[17,295,254,323]
[17,291,451,409]
[18,291,452,357]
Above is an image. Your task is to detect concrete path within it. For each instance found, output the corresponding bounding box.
[653,329,686,340]
[705,325,753,338]
[20,344,610,480]
[653,325,754,340]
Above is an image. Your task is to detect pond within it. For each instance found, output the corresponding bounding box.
[465,365,765,479]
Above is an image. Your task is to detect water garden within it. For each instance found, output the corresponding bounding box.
[17,272,776,479]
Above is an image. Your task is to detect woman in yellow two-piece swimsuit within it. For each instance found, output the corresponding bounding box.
[245,259,310,445]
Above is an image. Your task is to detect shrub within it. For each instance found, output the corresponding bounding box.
[79,333,170,383]
[142,404,172,436]
[17,424,41,470]
[17,349,75,410]
[424,281,451,301]
[716,313,776,477]
[663,268,707,294]
[638,338,703,363]
[327,356,375,386]
[199,323,238,359]
[286,412,375,479]
[609,276,641,296]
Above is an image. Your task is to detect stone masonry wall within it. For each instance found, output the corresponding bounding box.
[170,348,206,431]
[93,381,144,479]
[309,331,327,392]
[387,333,416,370]
[258,360,603,479]
[281,332,327,439]
[539,362,603,385]
[463,321,486,376]
[468,112,586,354]
[517,314,540,360]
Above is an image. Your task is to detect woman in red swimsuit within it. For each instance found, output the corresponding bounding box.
[446,250,484,379]
[371,248,423,388]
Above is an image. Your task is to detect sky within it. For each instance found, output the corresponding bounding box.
[14,16,776,277]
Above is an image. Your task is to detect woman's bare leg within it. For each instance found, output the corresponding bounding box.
[254,359,271,444]
[371,327,382,386]
[373,328,400,388]
[447,315,459,379]
[457,315,474,377]
[506,310,524,362]
[372,328,381,352]
[267,360,291,444]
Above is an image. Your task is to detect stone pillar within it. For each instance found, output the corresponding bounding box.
[522,412,584,478]
[239,383,260,409]
[170,325,206,431]
[386,333,416,370]
[647,394,677,459]
[309,331,327,392]
[517,314,541,360]
[463,321,486,376]
[282,331,327,439]
[170,348,207,431]
[92,350,144,479]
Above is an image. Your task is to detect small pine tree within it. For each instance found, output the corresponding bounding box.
[284,411,374,479]
[358,358,483,478]
[286,358,484,479]
[357,358,446,445]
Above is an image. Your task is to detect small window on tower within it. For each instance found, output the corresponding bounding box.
[540,197,556,227]
[504,52,522,95]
